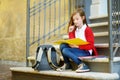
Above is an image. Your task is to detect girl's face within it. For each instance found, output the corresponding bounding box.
[73,13,84,29]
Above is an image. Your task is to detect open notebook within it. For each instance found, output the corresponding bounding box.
[54,38,89,46]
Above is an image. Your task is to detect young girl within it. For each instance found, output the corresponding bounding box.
[60,8,98,73]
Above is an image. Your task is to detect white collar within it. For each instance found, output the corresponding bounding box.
[76,24,87,31]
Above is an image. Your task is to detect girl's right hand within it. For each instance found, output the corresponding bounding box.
[69,44,79,48]
[69,26,75,32]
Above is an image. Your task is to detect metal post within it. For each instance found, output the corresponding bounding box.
[33,1,36,42]
[54,1,56,36]
[26,0,30,66]
[58,0,61,36]
[108,0,114,73]
[49,0,51,39]
[43,0,46,43]
[38,0,41,46]
[68,0,71,19]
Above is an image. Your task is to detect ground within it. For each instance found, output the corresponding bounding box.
[0,64,12,80]
[0,60,26,80]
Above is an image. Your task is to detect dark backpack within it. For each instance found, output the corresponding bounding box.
[32,45,64,71]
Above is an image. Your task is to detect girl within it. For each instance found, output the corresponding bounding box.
[60,8,98,73]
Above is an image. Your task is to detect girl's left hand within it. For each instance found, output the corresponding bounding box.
[69,44,79,48]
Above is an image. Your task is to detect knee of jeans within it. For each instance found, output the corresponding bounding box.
[62,48,69,56]
[60,43,67,50]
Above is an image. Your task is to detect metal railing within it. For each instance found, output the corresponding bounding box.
[26,0,120,74]
[108,0,120,73]
[26,0,83,66]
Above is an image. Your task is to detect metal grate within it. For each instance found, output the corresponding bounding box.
[26,0,84,66]
[108,0,120,73]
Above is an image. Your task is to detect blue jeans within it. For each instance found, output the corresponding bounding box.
[60,43,90,65]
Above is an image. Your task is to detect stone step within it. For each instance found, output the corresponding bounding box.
[28,56,120,64]
[79,56,120,63]
[27,43,109,62]
[89,22,108,28]
[94,36,109,44]
[89,22,108,33]
[10,67,119,80]
[94,43,108,48]
[27,55,120,73]
[94,31,108,37]
[62,31,108,40]
[27,42,120,73]
[89,15,108,20]
[89,15,108,23]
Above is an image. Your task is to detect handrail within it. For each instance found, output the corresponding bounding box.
[30,0,57,16]
[26,0,79,66]
[108,0,120,73]
[30,21,68,46]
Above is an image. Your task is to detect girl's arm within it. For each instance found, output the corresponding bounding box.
[79,27,94,50]
[68,26,75,39]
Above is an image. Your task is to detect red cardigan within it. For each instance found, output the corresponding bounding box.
[68,26,98,56]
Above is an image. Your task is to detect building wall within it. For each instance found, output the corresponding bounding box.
[0,0,69,62]
[0,0,26,61]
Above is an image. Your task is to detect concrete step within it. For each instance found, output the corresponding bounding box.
[62,32,109,43]
[27,53,120,63]
[94,36,109,44]
[89,15,108,23]
[10,67,119,80]
[27,55,120,73]
[27,43,109,63]
[89,22,108,33]
[28,55,112,65]
[89,22,108,28]
[94,32,108,37]
[27,42,120,73]
[62,31,108,39]
[89,15,108,20]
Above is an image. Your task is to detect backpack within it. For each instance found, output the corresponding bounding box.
[32,45,64,71]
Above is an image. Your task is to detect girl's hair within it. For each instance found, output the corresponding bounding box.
[67,8,88,32]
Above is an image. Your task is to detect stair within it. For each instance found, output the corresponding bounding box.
[10,67,119,80]
[26,14,119,73]
[27,43,109,66]
[10,14,120,79]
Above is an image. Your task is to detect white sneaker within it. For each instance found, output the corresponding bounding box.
[56,64,67,72]
[76,63,90,73]
[56,63,72,72]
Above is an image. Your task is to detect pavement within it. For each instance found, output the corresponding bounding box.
[0,60,26,80]
[0,64,12,80]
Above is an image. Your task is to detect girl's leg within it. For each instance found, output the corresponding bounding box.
[60,43,72,69]
[61,47,90,72]
[60,43,70,52]
[62,48,90,65]
[60,43,71,64]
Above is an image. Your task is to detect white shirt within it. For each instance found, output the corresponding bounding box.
[75,24,92,55]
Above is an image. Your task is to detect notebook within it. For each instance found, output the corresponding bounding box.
[54,38,89,46]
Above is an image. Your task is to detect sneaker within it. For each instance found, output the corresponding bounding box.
[76,63,90,73]
[56,63,72,72]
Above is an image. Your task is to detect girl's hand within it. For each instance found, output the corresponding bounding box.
[69,44,79,48]
[69,26,75,32]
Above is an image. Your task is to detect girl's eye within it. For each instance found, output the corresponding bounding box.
[77,17,80,20]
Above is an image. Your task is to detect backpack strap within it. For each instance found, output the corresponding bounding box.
[32,46,44,70]
[36,47,43,62]
[46,45,64,70]
[32,45,64,71]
